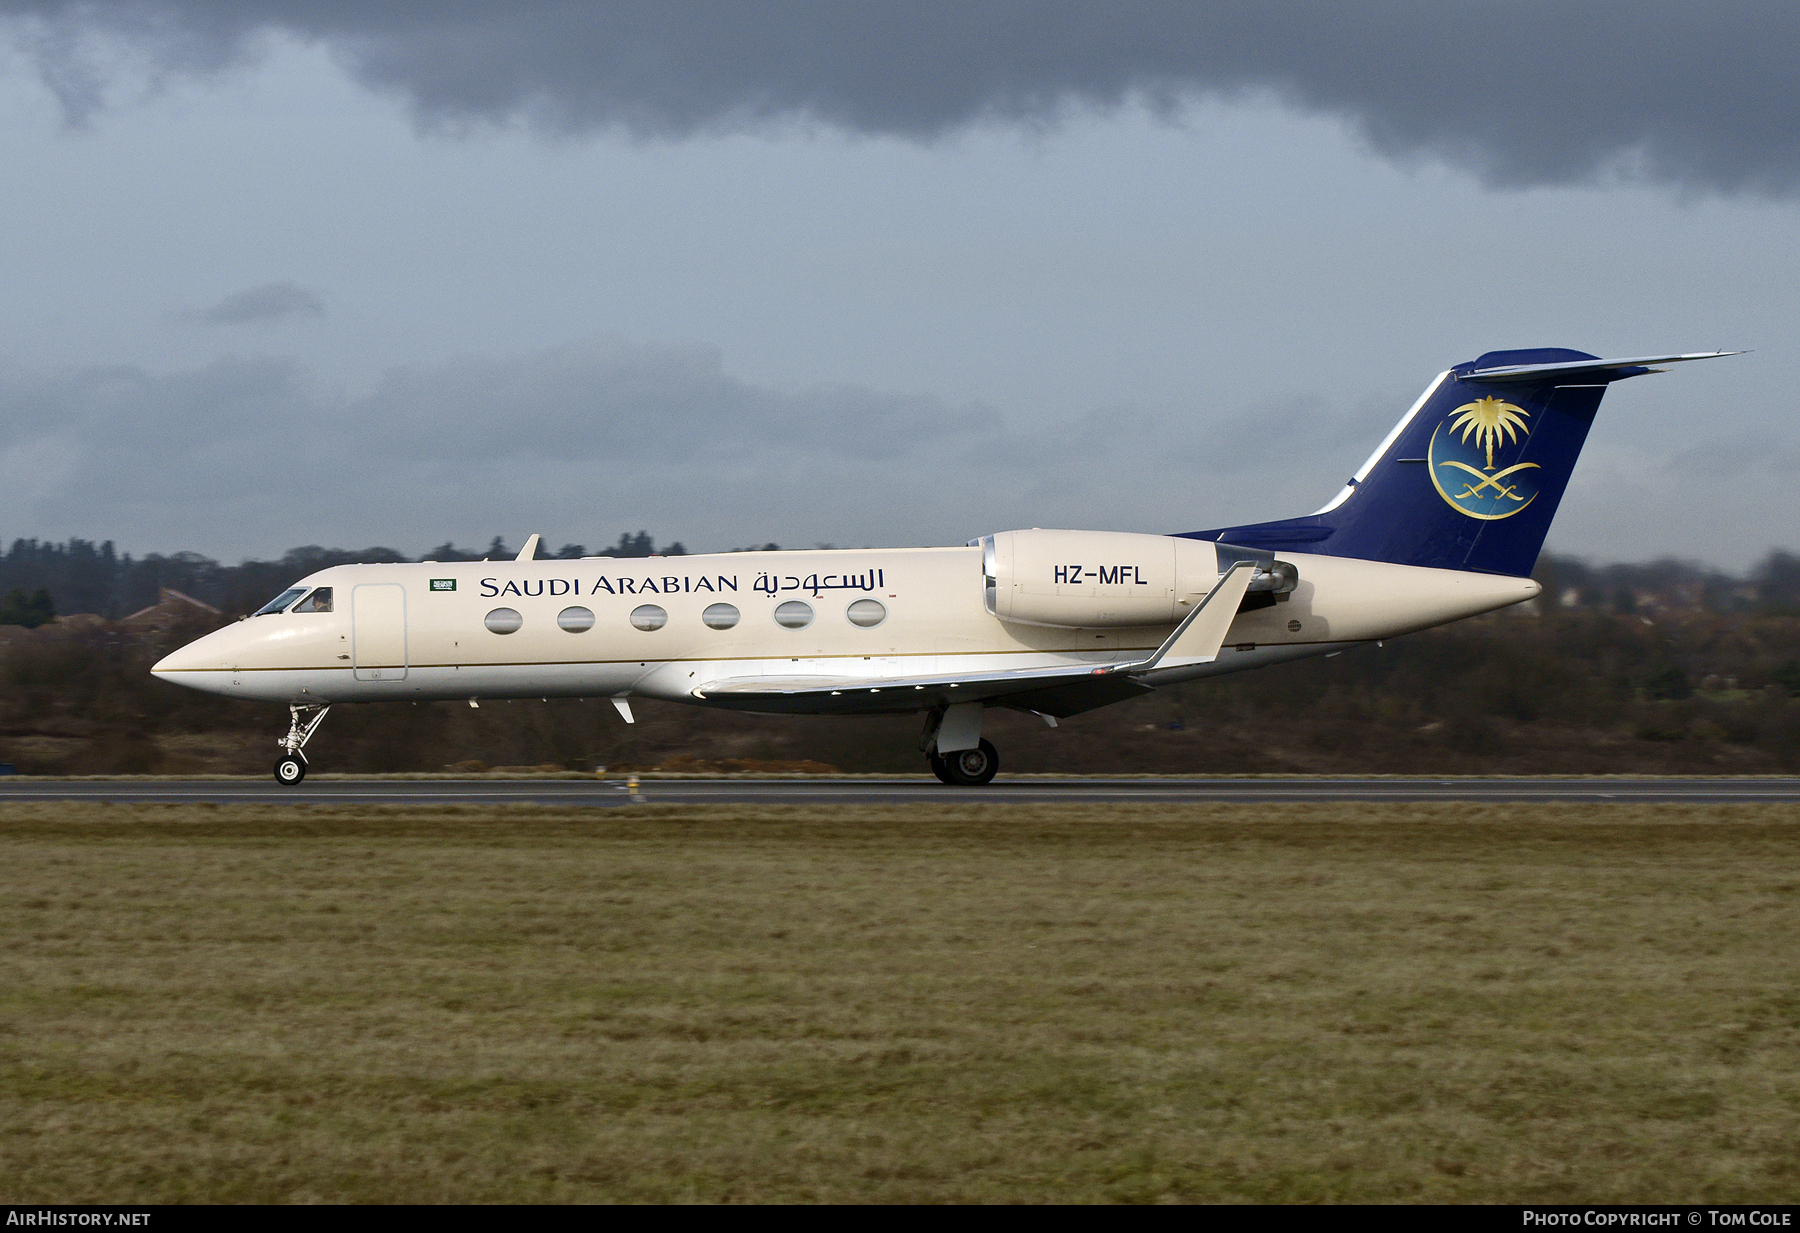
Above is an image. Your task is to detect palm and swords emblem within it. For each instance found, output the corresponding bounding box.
[1428,395,1541,519]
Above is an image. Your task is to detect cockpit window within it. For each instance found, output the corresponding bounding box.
[291,587,333,614]
[252,587,307,617]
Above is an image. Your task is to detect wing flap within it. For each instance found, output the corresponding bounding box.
[692,661,1152,717]
[995,674,1157,718]
[695,659,1122,706]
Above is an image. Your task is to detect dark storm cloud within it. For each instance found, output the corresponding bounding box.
[2,336,1768,559]
[0,335,1417,559]
[357,336,977,465]
[2,2,1795,195]
[197,281,324,324]
[0,337,995,525]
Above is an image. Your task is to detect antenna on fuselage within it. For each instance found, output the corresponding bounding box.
[515,534,541,562]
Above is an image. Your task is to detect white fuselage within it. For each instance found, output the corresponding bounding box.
[151,544,1539,710]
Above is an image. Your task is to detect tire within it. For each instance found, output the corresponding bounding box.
[941,739,999,786]
[274,755,307,786]
[928,749,956,784]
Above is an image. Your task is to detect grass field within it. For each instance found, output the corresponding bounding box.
[2,800,1799,1203]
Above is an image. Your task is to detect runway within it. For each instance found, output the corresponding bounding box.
[4,776,1800,806]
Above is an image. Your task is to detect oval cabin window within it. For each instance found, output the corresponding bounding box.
[484,608,523,634]
[773,600,814,629]
[630,604,668,631]
[557,606,595,632]
[846,599,886,628]
[702,603,740,629]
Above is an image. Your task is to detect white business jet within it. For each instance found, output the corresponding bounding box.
[153,348,1736,785]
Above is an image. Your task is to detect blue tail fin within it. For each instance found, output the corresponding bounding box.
[1182,348,1735,577]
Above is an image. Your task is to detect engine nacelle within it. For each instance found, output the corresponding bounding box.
[976,529,1295,629]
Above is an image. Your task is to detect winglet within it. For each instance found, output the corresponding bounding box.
[515,534,541,562]
[1116,560,1257,676]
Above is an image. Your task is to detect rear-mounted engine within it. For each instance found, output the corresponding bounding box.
[973,528,1295,629]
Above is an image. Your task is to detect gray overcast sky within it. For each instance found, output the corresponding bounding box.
[0,2,1792,567]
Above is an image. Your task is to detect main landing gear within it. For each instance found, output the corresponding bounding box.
[274,703,330,785]
[929,739,1000,787]
[922,701,1000,786]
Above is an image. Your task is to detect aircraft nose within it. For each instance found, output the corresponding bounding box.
[151,642,209,675]
[150,626,240,693]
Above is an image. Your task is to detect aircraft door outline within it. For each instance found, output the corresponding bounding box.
[352,583,408,682]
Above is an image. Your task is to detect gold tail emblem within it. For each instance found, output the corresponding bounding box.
[1435,459,1541,502]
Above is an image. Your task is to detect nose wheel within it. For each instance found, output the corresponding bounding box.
[931,738,999,786]
[273,703,330,786]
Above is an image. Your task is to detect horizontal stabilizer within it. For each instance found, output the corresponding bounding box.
[1455,351,1742,384]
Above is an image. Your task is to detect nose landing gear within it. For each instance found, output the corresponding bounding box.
[273,703,330,785]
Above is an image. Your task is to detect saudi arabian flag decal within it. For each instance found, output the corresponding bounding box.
[1428,396,1541,521]
[430,578,456,592]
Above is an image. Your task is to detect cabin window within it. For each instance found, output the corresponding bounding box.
[702,603,740,630]
[557,606,595,633]
[630,604,668,631]
[484,608,523,634]
[845,598,886,628]
[292,587,333,614]
[252,587,306,616]
[774,600,814,629]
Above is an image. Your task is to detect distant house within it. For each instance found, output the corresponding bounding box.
[0,610,115,647]
[0,624,42,648]
[122,589,222,633]
[0,589,223,650]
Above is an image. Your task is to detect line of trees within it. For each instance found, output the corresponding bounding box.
[6,535,1800,776]
[0,532,689,621]
[1531,552,1800,616]
[0,588,55,628]
[7,533,1800,623]
[6,589,1800,776]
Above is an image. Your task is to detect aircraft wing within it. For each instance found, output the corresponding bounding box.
[693,561,1258,718]
[695,660,1156,717]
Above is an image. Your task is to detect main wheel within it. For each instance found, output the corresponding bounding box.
[941,739,999,786]
[928,749,955,784]
[274,755,306,786]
